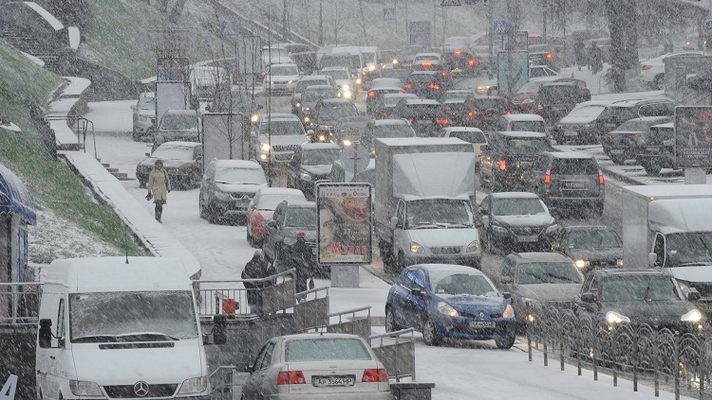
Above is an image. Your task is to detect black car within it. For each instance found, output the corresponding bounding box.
[362,119,416,154]
[552,101,609,145]
[295,85,338,125]
[198,160,268,224]
[393,98,448,137]
[525,152,605,216]
[596,97,675,136]
[635,122,675,176]
[534,82,586,124]
[311,98,368,147]
[375,93,418,119]
[549,225,624,273]
[366,78,403,115]
[404,71,447,99]
[601,116,672,165]
[475,192,558,254]
[262,201,318,272]
[479,131,553,191]
[136,141,202,189]
[574,269,704,332]
[286,143,341,198]
[439,90,474,125]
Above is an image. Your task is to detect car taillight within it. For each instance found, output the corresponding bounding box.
[441,71,448,78]
[598,170,605,185]
[407,118,413,124]
[498,159,507,171]
[468,59,477,67]
[546,52,553,60]
[543,170,551,185]
[277,371,306,385]
[362,369,389,383]
[296,231,305,238]
[467,111,475,118]
[453,49,463,57]
[428,83,441,90]
[404,83,413,89]
[642,64,652,71]
[505,111,512,115]
[421,62,433,68]
[436,118,449,125]
[253,211,264,224]
[368,90,376,98]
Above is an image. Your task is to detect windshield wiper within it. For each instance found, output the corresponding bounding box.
[437,222,473,228]
[411,223,441,229]
[72,335,120,343]
[115,332,180,341]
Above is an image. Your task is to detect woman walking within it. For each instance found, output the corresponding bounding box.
[146,160,171,222]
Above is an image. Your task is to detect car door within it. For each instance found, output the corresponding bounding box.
[575,274,600,318]
[287,148,301,187]
[264,204,284,260]
[256,341,277,399]
[392,200,407,257]
[475,196,491,238]
[390,271,413,327]
[408,269,430,327]
[200,161,215,207]
[47,296,66,400]
[399,268,422,327]
[242,342,271,400]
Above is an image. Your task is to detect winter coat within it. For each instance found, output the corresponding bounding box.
[148,168,171,202]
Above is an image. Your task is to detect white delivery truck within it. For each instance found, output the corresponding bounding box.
[374,138,480,273]
[35,257,226,400]
[621,184,712,309]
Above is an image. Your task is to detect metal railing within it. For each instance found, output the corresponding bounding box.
[370,328,416,382]
[208,365,249,400]
[0,282,42,326]
[327,306,372,340]
[46,115,96,157]
[295,286,329,332]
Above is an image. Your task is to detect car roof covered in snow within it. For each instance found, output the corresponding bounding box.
[159,141,201,148]
[495,131,547,139]
[414,263,486,276]
[401,98,440,106]
[301,142,340,150]
[509,252,573,264]
[442,127,483,133]
[321,66,350,72]
[44,257,193,292]
[545,151,594,160]
[260,112,300,121]
[214,159,262,169]
[502,113,544,122]
[301,75,330,81]
[372,119,409,126]
[490,192,541,199]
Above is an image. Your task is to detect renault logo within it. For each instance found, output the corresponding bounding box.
[133,381,149,397]
[479,312,485,319]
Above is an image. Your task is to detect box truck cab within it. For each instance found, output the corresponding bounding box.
[36,257,217,400]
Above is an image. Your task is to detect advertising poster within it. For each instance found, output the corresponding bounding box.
[497,50,529,92]
[675,106,712,168]
[316,183,372,265]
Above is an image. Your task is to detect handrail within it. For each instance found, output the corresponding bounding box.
[328,305,371,318]
[196,268,295,285]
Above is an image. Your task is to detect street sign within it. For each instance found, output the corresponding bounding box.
[219,19,238,38]
[674,106,712,168]
[493,19,511,37]
[440,0,462,6]
[383,6,396,20]
[706,19,712,32]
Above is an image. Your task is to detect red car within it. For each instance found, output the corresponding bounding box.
[246,187,307,246]
[463,95,511,131]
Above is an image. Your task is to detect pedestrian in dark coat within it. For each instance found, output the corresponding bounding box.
[242,250,274,314]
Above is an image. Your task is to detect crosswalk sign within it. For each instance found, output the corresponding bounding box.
[219,20,238,38]
[383,6,395,21]
[440,0,462,5]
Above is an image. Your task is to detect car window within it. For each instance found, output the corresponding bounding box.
[492,197,545,216]
[405,269,426,288]
[515,262,583,284]
[511,120,545,133]
[57,298,65,339]
[502,137,550,154]
[284,207,316,228]
[286,339,372,362]
[260,120,305,136]
[501,259,515,278]
[429,272,496,296]
[550,158,598,175]
[567,229,622,250]
[601,276,682,302]
[449,130,486,143]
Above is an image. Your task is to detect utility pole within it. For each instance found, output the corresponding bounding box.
[542,0,548,41]
[318,0,324,45]
[487,0,494,78]
[282,0,288,41]
[358,0,368,44]
[267,11,273,185]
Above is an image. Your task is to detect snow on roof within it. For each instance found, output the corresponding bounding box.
[491,191,541,199]
[256,187,305,197]
[383,93,417,99]
[161,141,201,148]
[442,127,483,133]
[214,159,261,168]
[44,257,193,292]
[301,142,340,150]
[503,113,544,122]
[378,137,468,147]
[269,63,298,68]
[301,75,329,81]
[261,112,299,120]
[511,252,572,263]
[373,119,408,126]
[497,131,547,138]
[321,66,350,72]
[403,98,440,105]
[24,1,63,31]
[624,184,712,200]
[652,122,674,129]
[68,26,80,50]
[547,151,593,159]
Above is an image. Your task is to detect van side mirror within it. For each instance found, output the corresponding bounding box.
[580,293,596,303]
[501,291,512,300]
[688,288,702,301]
[145,152,151,157]
[212,314,227,345]
[39,319,52,348]
[390,216,401,229]
[648,253,658,267]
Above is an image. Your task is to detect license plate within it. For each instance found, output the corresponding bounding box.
[469,321,496,329]
[610,149,624,155]
[517,162,532,168]
[646,146,660,153]
[518,235,539,242]
[312,376,355,387]
[564,130,578,137]
[565,181,586,189]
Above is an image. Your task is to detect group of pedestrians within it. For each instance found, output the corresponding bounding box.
[574,38,604,75]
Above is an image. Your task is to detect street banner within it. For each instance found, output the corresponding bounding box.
[316,183,372,265]
[675,106,712,168]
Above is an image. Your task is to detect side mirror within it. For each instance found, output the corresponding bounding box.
[648,253,658,267]
[145,152,151,157]
[499,276,513,285]
[307,129,315,136]
[38,319,52,348]
[212,314,227,345]
[580,292,596,303]
[688,288,702,301]
[411,287,424,296]
[390,216,401,229]
[502,291,512,300]
[247,363,255,373]
[267,220,277,229]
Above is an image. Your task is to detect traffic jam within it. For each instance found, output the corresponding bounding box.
[4,1,712,399]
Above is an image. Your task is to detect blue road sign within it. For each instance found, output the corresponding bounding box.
[219,20,238,38]
[383,6,396,21]
[493,19,511,37]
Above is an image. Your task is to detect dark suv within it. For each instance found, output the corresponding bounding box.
[262,201,317,272]
[596,98,675,135]
[601,116,672,165]
[393,98,449,137]
[525,152,605,216]
[479,131,553,191]
[635,122,675,176]
[534,82,585,124]
[403,71,447,99]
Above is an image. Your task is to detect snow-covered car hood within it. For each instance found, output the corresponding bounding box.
[271,74,300,83]
[216,183,265,194]
[258,135,305,148]
[493,214,555,228]
[516,283,582,303]
[557,115,597,125]
[302,165,333,176]
[71,340,205,385]
[335,79,352,88]
[407,228,479,248]
[668,266,712,284]
[566,248,623,262]
[439,294,506,315]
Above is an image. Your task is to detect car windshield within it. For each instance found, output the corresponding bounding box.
[322,69,350,80]
[302,149,340,165]
[511,121,545,133]
[503,137,550,154]
[492,198,546,216]
[429,272,497,296]
[448,130,486,143]
[70,291,199,342]
[666,232,712,266]
[550,159,599,174]
[615,119,650,132]
[285,207,317,228]
[372,124,416,139]
[270,65,298,76]
[214,167,266,185]
[408,74,437,83]
[567,229,622,250]
[318,103,359,120]
[260,120,305,136]
[258,194,305,210]
[517,80,546,93]
[600,107,635,123]
[516,262,583,284]
[473,99,506,111]
[302,88,337,102]
[601,276,681,302]
[159,114,197,130]
[407,199,473,229]
[286,339,371,362]
[152,146,194,160]
[296,79,328,92]
[384,95,415,107]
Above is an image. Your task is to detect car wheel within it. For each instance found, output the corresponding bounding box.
[385,307,401,332]
[422,318,442,346]
[495,332,516,349]
[207,207,220,224]
[138,179,147,189]
[484,228,496,254]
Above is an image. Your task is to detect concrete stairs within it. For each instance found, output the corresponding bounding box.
[98,159,131,181]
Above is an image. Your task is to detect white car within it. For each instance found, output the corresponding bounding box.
[241,333,391,400]
[529,65,558,79]
[496,113,547,134]
[321,66,357,99]
[267,63,301,94]
[413,52,442,65]
[640,51,702,89]
[252,113,307,165]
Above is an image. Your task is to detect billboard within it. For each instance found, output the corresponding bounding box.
[497,50,529,92]
[201,113,245,166]
[316,183,372,265]
[675,106,712,168]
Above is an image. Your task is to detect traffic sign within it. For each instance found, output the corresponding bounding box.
[705,18,712,32]
[440,0,462,6]
[493,19,512,37]
[219,20,238,38]
[383,6,396,21]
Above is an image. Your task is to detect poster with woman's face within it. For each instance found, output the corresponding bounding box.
[316,183,372,264]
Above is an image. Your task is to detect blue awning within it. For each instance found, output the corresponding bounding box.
[0,163,36,225]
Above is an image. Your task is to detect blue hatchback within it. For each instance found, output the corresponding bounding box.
[385,264,516,348]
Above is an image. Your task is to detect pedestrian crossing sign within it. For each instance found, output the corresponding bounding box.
[440,0,462,6]
[384,6,396,21]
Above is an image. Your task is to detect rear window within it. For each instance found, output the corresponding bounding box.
[511,121,545,133]
[538,86,578,102]
[502,137,550,154]
[550,158,598,175]
[473,99,506,111]
[408,74,437,83]
[600,107,635,122]
[286,339,372,362]
[284,207,316,228]
[449,130,486,143]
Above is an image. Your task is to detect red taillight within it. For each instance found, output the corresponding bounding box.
[546,52,553,60]
[428,83,441,90]
[368,90,376,98]
[277,371,306,385]
[421,62,433,68]
[498,159,507,171]
[407,117,413,124]
[543,171,551,185]
[453,49,463,57]
[297,231,305,239]
[598,170,605,185]
[642,64,652,71]
[441,71,448,78]
[362,369,389,383]
[467,111,474,118]
[468,59,477,67]
[436,118,449,125]
[505,111,512,115]
[404,83,413,89]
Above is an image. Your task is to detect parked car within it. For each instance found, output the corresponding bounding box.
[552,101,610,144]
[295,84,338,125]
[601,116,672,165]
[246,187,307,247]
[635,122,676,176]
[366,79,404,115]
[131,91,156,141]
[287,143,341,197]
[393,98,448,137]
[291,74,336,113]
[241,333,391,400]
[363,119,416,155]
[385,264,516,347]
[252,113,308,167]
[439,89,474,125]
[525,152,605,216]
[440,127,487,170]
[574,269,704,332]
[549,225,624,273]
[403,71,447,99]
[496,252,583,326]
[152,109,200,149]
[136,141,202,189]
[479,131,552,191]
[262,201,317,270]
[199,160,267,224]
[462,95,510,131]
[475,192,557,254]
[375,93,418,118]
[640,51,702,89]
[496,113,547,135]
[534,81,586,124]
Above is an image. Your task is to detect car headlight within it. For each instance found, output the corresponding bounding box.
[260,153,268,160]
[178,376,208,395]
[574,259,590,270]
[215,190,232,201]
[303,116,311,123]
[303,107,311,112]
[410,242,424,254]
[343,91,353,99]
[522,98,535,104]
[502,303,515,319]
[300,171,312,181]
[260,143,271,152]
[251,114,260,123]
[288,80,294,84]
[368,64,376,72]
[343,139,352,147]
[70,380,103,397]
[437,302,459,317]
[605,311,630,325]
[465,240,480,253]
[318,134,326,142]
[295,101,301,108]
[678,280,691,297]
[342,84,351,92]
[356,77,362,85]
[616,259,624,268]
[681,309,703,323]
[491,224,508,234]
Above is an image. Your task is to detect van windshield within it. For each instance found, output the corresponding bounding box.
[70,291,199,342]
[666,232,712,267]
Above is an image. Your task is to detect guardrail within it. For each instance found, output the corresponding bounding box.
[0,282,42,326]
[46,115,96,156]
[327,306,372,340]
[370,328,417,382]
[294,286,329,332]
